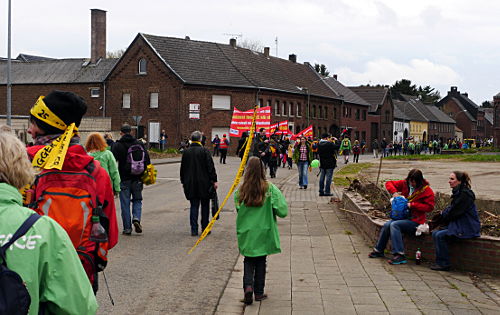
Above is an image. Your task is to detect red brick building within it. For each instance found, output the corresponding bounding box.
[494,93,500,147]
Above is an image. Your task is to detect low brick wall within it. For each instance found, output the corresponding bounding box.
[342,191,500,275]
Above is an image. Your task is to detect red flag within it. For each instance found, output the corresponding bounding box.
[291,125,313,140]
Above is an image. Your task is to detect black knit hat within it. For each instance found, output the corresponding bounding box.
[31,90,87,134]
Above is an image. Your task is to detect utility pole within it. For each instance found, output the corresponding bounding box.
[6,0,12,126]
[275,37,278,57]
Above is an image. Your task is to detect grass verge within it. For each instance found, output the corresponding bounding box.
[384,154,500,162]
[333,162,373,186]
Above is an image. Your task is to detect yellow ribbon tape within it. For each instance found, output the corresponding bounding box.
[32,123,77,170]
[188,106,258,254]
[30,96,68,130]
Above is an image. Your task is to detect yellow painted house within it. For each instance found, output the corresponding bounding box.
[409,121,428,142]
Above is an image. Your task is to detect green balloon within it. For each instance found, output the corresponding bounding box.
[311,159,320,168]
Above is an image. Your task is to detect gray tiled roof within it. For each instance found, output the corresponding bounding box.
[323,78,370,106]
[393,100,411,121]
[16,54,56,62]
[141,34,338,99]
[0,58,118,84]
[425,105,455,124]
[393,99,427,122]
[348,86,389,112]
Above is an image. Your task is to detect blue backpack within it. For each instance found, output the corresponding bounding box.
[0,214,41,315]
[390,196,409,220]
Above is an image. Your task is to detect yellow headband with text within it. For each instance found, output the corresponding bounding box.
[30,96,68,130]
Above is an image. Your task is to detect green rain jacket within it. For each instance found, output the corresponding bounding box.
[88,149,121,193]
[235,183,288,257]
[0,183,98,315]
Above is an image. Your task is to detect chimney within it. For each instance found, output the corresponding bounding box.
[288,54,297,63]
[461,92,469,98]
[230,38,237,48]
[333,74,338,80]
[90,9,106,63]
[264,47,270,58]
[185,36,190,40]
[449,86,459,95]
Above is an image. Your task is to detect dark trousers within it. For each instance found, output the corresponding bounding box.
[353,154,360,163]
[219,149,228,163]
[269,160,278,178]
[190,199,209,233]
[213,146,219,157]
[243,256,267,295]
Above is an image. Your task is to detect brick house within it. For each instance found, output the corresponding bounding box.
[436,86,493,140]
[494,93,500,147]
[348,86,393,147]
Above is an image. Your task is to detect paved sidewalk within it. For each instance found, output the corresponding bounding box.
[215,174,500,315]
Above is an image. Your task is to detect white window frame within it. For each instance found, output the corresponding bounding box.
[138,58,147,74]
[297,103,302,117]
[289,102,294,117]
[90,87,100,98]
[122,93,131,109]
[149,122,160,143]
[212,95,231,110]
[281,101,286,116]
[150,92,159,108]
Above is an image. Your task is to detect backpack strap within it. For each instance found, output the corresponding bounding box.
[0,213,41,265]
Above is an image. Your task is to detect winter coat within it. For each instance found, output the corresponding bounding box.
[372,140,379,149]
[235,183,288,257]
[385,179,435,224]
[318,140,338,169]
[111,134,151,181]
[0,183,97,315]
[237,137,248,158]
[292,143,313,164]
[27,143,119,251]
[441,186,480,239]
[180,143,218,200]
[88,149,121,193]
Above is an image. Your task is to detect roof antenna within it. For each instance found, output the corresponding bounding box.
[275,36,279,57]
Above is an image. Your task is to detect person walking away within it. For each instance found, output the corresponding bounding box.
[86,133,121,195]
[318,133,339,196]
[0,130,98,314]
[380,138,388,157]
[430,171,480,271]
[112,124,151,235]
[360,139,366,154]
[267,138,279,178]
[260,140,270,171]
[25,91,118,293]
[236,132,249,160]
[293,136,312,189]
[339,136,352,164]
[311,139,319,160]
[372,138,379,158]
[352,140,361,163]
[180,131,218,236]
[212,134,221,157]
[219,134,229,164]
[286,142,294,169]
[104,133,115,150]
[235,157,288,305]
[368,169,434,265]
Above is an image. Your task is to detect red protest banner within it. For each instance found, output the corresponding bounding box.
[265,120,290,136]
[291,125,313,140]
[229,106,271,137]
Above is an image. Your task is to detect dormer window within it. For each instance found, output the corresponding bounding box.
[138,58,147,74]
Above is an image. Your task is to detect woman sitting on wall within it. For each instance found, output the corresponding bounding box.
[430,171,480,271]
[369,169,435,265]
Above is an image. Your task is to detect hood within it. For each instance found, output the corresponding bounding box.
[118,134,137,143]
[0,183,23,207]
[27,144,94,171]
[452,185,475,201]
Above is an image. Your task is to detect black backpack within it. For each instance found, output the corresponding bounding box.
[0,213,41,315]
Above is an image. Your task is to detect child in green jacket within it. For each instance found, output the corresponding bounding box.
[235,156,288,305]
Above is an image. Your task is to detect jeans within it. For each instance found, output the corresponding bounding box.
[190,199,210,233]
[375,220,418,255]
[243,256,267,295]
[268,160,278,178]
[219,149,227,163]
[119,180,143,230]
[319,168,334,195]
[432,229,452,267]
[297,161,309,187]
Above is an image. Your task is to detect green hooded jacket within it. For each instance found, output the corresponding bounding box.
[0,183,98,315]
[88,149,121,193]
[235,183,288,257]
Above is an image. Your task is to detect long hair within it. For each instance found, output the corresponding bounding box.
[238,156,269,207]
[406,169,425,189]
[0,130,34,189]
[85,133,108,152]
[453,171,471,189]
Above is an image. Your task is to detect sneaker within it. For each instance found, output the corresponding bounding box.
[388,254,407,265]
[319,193,325,196]
[122,228,132,235]
[191,231,198,236]
[254,293,268,301]
[368,250,385,258]
[299,186,303,189]
[430,263,451,271]
[303,185,307,189]
[133,220,142,233]
[324,193,333,196]
[244,287,253,305]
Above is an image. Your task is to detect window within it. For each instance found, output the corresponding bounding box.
[385,110,390,122]
[282,101,287,116]
[362,131,366,141]
[355,109,360,120]
[275,100,280,116]
[362,110,367,121]
[297,103,302,117]
[324,107,328,119]
[348,107,352,117]
[343,106,348,118]
[212,95,231,110]
[319,106,323,119]
[355,131,360,140]
[259,98,263,107]
[334,107,337,119]
[312,105,316,118]
[122,93,131,108]
[150,92,159,108]
[90,88,100,98]
[267,100,271,108]
[289,102,294,116]
[138,58,147,74]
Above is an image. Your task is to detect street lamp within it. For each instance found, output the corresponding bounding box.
[6,0,12,126]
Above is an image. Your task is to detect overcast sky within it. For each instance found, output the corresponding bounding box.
[2,0,499,103]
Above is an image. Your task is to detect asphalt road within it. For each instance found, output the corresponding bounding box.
[96,156,295,314]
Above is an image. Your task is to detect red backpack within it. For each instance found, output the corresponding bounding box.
[27,161,110,291]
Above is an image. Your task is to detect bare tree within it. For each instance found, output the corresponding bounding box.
[238,39,264,53]
[106,49,126,58]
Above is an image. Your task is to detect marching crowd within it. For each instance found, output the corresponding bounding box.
[0,90,484,313]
